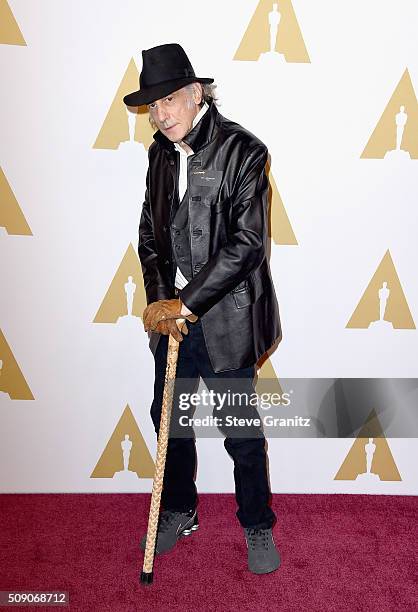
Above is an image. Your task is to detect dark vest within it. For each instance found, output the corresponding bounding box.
[170,186,193,283]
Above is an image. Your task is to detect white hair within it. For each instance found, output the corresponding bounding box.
[184,82,219,107]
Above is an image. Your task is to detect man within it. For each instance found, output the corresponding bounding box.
[123,43,282,575]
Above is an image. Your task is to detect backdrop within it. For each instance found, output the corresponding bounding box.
[1,0,417,494]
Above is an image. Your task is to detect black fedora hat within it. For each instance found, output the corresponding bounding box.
[123,43,214,107]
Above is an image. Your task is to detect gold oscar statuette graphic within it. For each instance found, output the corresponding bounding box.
[267,162,297,245]
[0,168,32,235]
[0,330,34,400]
[91,404,155,479]
[361,68,418,160]
[346,250,415,330]
[0,0,26,45]
[234,0,309,63]
[93,244,147,325]
[334,409,401,481]
[93,58,154,151]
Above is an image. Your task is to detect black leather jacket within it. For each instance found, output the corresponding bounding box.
[139,99,282,372]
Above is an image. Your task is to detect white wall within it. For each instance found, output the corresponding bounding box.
[1,0,417,494]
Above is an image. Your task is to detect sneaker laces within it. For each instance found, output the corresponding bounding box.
[246,528,270,550]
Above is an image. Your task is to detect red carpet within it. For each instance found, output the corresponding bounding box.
[0,493,416,611]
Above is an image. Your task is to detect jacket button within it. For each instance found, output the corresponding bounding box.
[164,259,169,265]
[169,160,174,166]
[163,225,168,232]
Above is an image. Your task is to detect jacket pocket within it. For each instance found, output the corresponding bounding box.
[231,287,252,308]
[231,280,252,308]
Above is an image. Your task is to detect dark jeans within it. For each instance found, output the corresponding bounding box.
[150,318,276,529]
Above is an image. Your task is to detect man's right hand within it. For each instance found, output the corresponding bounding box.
[143,298,197,331]
[153,318,189,342]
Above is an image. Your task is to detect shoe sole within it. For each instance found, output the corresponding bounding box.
[179,522,199,537]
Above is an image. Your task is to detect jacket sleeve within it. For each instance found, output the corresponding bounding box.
[179,144,268,317]
[138,158,171,305]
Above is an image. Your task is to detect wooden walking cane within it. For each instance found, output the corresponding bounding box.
[140,317,185,586]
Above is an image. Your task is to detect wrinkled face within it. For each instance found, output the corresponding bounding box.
[147,84,202,142]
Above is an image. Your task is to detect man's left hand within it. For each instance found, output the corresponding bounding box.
[143,298,198,332]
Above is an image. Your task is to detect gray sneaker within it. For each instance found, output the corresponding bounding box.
[244,527,281,574]
[140,508,199,555]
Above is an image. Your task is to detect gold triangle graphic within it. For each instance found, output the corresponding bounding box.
[93,58,154,150]
[0,0,26,45]
[90,404,155,478]
[255,355,282,395]
[234,0,310,62]
[0,329,34,399]
[346,250,415,329]
[0,167,32,235]
[361,68,418,159]
[334,409,401,481]
[93,243,146,323]
[267,163,297,245]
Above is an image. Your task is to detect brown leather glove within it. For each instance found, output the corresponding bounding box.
[152,318,189,343]
[143,298,198,337]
